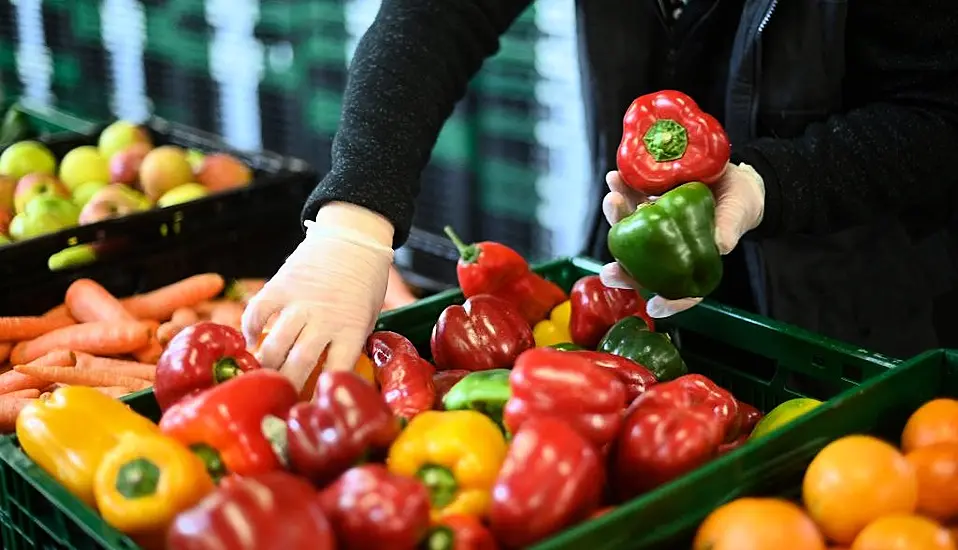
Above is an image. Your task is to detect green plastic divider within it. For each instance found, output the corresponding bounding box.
[0,257,902,549]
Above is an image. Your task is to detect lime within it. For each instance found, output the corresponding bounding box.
[749,398,822,441]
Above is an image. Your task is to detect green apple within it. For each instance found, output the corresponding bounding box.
[14,173,71,214]
[0,141,57,180]
[58,146,110,192]
[98,120,151,161]
[72,180,109,208]
[157,183,210,207]
[9,195,80,240]
[186,149,206,173]
[0,233,10,247]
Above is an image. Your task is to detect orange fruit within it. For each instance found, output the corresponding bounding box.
[693,497,826,550]
[803,435,918,544]
[851,514,955,550]
[907,442,958,521]
[902,399,958,453]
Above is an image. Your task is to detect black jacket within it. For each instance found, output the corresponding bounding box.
[304,0,958,358]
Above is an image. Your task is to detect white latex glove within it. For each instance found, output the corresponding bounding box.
[601,162,765,318]
[242,202,395,391]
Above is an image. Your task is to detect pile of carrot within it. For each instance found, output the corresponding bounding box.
[0,274,265,432]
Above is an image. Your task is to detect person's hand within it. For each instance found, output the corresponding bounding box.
[242,202,395,390]
[382,265,418,311]
[601,162,765,318]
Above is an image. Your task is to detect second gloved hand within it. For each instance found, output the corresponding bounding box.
[601,163,765,318]
[242,202,395,391]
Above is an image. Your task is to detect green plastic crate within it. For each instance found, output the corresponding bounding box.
[0,99,99,140]
[0,257,901,549]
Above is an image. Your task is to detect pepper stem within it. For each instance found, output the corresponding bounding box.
[190,444,227,483]
[212,357,242,384]
[416,464,458,509]
[643,119,689,162]
[424,526,455,550]
[443,226,479,264]
[115,458,161,499]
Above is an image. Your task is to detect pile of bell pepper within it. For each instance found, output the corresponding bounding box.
[610,90,731,300]
[14,233,767,550]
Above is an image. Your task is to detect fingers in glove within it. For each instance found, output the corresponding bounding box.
[605,171,648,211]
[256,305,308,370]
[242,294,283,348]
[646,295,703,319]
[602,192,633,226]
[600,262,638,290]
[281,326,330,392]
[323,332,369,374]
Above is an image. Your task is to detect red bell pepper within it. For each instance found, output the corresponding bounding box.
[718,401,764,455]
[320,464,431,550]
[569,275,653,349]
[154,321,260,411]
[366,331,436,421]
[444,226,567,325]
[433,369,471,408]
[159,369,298,479]
[588,506,616,520]
[503,348,626,449]
[167,471,335,550]
[616,90,730,195]
[425,515,499,550]
[612,374,739,499]
[489,416,604,548]
[287,371,401,486]
[431,295,534,372]
[562,350,657,404]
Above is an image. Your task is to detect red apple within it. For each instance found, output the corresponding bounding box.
[14,173,71,214]
[196,153,253,193]
[109,142,153,186]
[0,174,16,213]
[78,184,152,225]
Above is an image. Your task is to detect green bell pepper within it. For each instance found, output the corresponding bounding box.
[607,181,723,300]
[597,316,687,381]
[441,369,511,427]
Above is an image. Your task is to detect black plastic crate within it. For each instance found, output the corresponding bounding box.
[0,116,316,314]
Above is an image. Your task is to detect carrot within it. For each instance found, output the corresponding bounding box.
[157,308,200,345]
[65,279,132,323]
[0,397,33,432]
[4,389,40,399]
[14,365,151,391]
[10,322,151,365]
[74,353,157,381]
[131,321,162,364]
[0,350,77,394]
[192,301,219,318]
[43,304,74,321]
[122,274,226,321]
[0,315,75,341]
[210,301,244,331]
[0,342,10,364]
[94,386,131,398]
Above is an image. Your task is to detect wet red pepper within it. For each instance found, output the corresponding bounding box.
[569,275,653,349]
[366,331,436,421]
[431,295,534,372]
[444,226,567,325]
[287,371,401,486]
[425,515,499,550]
[154,321,260,411]
[159,369,298,480]
[489,416,604,548]
[617,90,730,195]
[562,350,657,404]
[433,369,472,408]
[718,401,764,455]
[612,374,739,499]
[168,471,335,550]
[503,348,626,449]
[320,464,431,550]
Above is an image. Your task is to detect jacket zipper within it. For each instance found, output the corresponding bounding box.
[757,0,778,34]
[747,0,779,140]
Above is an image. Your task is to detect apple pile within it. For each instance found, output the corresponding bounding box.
[0,120,254,247]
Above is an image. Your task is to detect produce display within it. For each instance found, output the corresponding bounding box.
[693,398,958,550]
[0,119,254,248]
[0,229,841,550]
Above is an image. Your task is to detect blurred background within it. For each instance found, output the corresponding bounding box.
[0,0,596,287]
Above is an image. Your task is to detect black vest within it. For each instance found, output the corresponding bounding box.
[576,0,957,358]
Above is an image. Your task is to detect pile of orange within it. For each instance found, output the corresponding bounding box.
[694,398,958,550]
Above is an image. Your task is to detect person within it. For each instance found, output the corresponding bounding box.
[243,0,958,391]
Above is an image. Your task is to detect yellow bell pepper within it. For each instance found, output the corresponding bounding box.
[387,410,507,520]
[532,300,573,347]
[16,386,160,507]
[94,432,214,544]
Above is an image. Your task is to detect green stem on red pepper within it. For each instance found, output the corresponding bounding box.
[643,119,688,162]
[213,357,243,383]
[443,226,479,264]
[417,464,458,509]
[423,526,455,550]
[190,443,228,483]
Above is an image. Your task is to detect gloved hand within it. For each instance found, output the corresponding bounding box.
[242,202,395,390]
[601,162,765,318]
